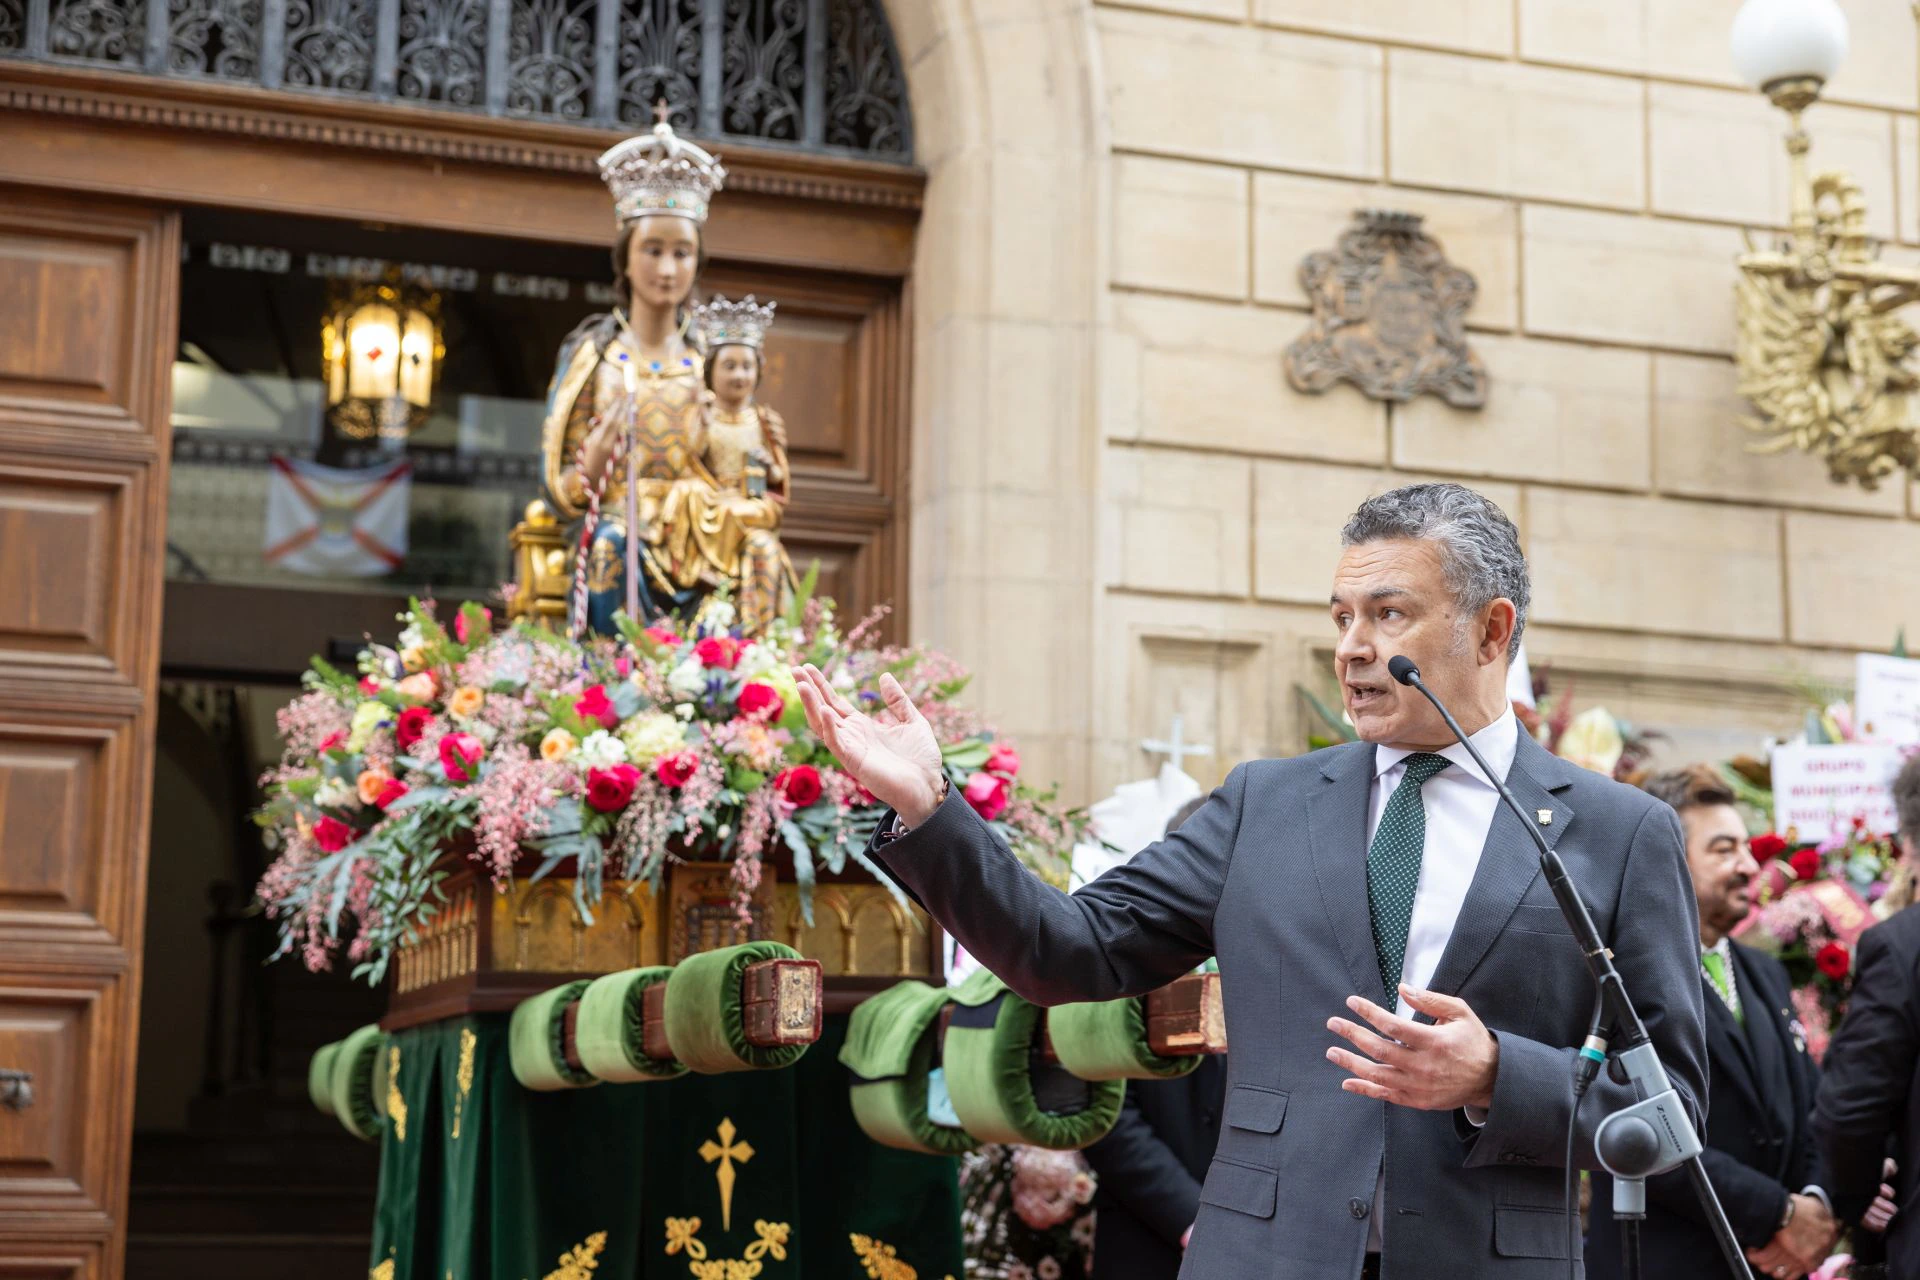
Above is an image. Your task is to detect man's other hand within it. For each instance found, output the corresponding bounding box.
[1746,1194,1837,1279]
[1864,1158,1899,1234]
[1325,985,1499,1111]
[793,664,945,827]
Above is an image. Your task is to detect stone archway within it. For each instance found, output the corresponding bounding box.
[881,0,1107,800]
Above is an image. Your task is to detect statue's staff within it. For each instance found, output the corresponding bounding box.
[568,415,627,640]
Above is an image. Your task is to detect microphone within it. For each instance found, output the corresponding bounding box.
[1385,653,1747,1280]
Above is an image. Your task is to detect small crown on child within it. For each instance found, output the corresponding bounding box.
[693,294,777,351]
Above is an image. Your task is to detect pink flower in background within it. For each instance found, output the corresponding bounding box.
[318,731,346,753]
[574,684,619,728]
[614,655,632,677]
[358,676,381,696]
[313,816,354,853]
[439,732,484,783]
[643,624,679,648]
[964,771,1010,821]
[1010,1147,1087,1230]
[986,741,1021,777]
[453,606,491,645]
[396,672,437,702]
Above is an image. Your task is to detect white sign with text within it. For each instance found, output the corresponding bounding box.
[1855,652,1920,745]
[1770,742,1903,842]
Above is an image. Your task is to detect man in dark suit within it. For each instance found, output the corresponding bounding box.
[1588,766,1835,1280]
[1082,796,1225,1280]
[1813,753,1920,1275]
[795,483,1708,1279]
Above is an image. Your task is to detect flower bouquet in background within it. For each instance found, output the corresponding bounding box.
[254,577,1089,983]
[1733,819,1903,1060]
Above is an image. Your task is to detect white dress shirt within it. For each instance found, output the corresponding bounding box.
[1364,707,1520,1250]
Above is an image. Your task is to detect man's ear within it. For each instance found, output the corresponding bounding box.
[1480,599,1517,666]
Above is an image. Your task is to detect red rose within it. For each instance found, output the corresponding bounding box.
[986,742,1021,777]
[357,677,380,696]
[395,705,434,750]
[586,763,642,812]
[963,771,1010,821]
[439,732,485,784]
[1815,941,1852,981]
[318,730,346,753]
[1749,832,1787,862]
[1788,849,1822,882]
[655,751,699,789]
[574,684,619,729]
[775,764,823,808]
[373,778,410,810]
[737,681,785,723]
[695,636,741,670]
[313,816,354,853]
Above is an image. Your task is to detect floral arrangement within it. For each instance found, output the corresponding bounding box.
[1733,818,1902,1059]
[957,1146,1096,1280]
[254,584,1087,983]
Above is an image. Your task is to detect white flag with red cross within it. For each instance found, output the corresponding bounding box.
[262,455,412,577]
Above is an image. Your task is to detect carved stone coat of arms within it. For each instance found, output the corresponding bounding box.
[1283,209,1487,409]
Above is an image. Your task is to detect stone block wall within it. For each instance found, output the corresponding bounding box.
[1092,0,1916,792]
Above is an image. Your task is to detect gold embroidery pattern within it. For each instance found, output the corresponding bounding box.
[541,1232,608,1280]
[665,1218,708,1260]
[370,1260,395,1280]
[848,1235,951,1280]
[664,1216,792,1280]
[452,1026,477,1139]
[387,1045,408,1142]
[698,1118,755,1231]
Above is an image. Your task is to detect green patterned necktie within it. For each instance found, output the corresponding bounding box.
[1368,753,1451,1002]
[1702,947,1743,1025]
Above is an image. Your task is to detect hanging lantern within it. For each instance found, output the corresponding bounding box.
[322,275,444,440]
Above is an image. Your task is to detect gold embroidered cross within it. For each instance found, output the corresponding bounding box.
[699,1118,754,1231]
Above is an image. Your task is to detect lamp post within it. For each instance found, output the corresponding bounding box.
[1727,0,1920,488]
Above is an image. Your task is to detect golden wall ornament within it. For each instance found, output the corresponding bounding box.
[451,1025,477,1138]
[386,1044,408,1142]
[1734,77,1920,489]
[700,1117,756,1231]
[1283,209,1487,409]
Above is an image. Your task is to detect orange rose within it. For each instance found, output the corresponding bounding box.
[448,685,485,720]
[356,768,392,806]
[540,728,577,763]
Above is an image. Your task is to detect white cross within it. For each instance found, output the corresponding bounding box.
[1141,714,1213,774]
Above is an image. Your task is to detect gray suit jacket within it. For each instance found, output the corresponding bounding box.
[870,733,1708,1279]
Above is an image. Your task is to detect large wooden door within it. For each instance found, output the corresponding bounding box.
[0,187,178,1279]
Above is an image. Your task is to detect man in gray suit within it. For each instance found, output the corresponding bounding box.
[795,483,1707,1279]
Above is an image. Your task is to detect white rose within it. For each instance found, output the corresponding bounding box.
[736,643,778,678]
[397,623,426,652]
[668,658,709,699]
[315,777,354,809]
[703,601,737,630]
[574,729,629,770]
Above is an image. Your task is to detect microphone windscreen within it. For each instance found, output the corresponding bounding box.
[1387,655,1420,686]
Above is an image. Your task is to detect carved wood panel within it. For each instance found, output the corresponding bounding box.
[0,189,177,1277]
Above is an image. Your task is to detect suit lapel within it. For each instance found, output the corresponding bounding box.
[1730,945,1795,1135]
[1424,735,1572,1002]
[1702,972,1766,1120]
[1307,742,1389,1006]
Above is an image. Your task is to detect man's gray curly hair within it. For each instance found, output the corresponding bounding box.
[1339,483,1530,661]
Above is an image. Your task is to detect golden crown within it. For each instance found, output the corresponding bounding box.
[596,106,727,225]
[694,294,777,351]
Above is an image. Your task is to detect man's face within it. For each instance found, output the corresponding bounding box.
[1684,803,1759,941]
[1331,537,1506,749]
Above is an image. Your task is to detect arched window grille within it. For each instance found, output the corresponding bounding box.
[0,0,913,161]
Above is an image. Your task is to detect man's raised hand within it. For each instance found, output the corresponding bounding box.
[792,664,946,827]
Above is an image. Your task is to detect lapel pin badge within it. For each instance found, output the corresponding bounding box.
[1536,809,1553,826]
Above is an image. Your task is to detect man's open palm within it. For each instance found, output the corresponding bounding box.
[792,664,946,826]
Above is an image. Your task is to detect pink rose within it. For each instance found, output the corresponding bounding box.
[318,730,346,753]
[964,772,1010,821]
[586,763,642,812]
[439,732,485,783]
[313,816,354,853]
[373,778,410,810]
[574,684,619,729]
[986,742,1021,777]
[396,672,437,703]
[737,681,785,724]
[695,636,742,670]
[453,606,492,645]
[357,677,380,696]
[615,655,632,677]
[655,751,699,789]
[644,624,679,648]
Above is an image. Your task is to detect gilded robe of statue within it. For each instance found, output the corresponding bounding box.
[541,316,795,635]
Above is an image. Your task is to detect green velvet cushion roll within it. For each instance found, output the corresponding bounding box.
[1048,996,1202,1082]
[841,980,978,1156]
[574,966,685,1084]
[663,941,811,1075]
[942,974,1125,1150]
[308,1040,341,1116]
[327,1023,384,1142]
[509,979,599,1092]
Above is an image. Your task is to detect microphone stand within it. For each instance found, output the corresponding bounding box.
[1389,658,1748,1280]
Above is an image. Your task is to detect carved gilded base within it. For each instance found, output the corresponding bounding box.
[384,856,939,1030]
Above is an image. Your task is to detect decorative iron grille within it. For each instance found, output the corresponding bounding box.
[5,0,911,160]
